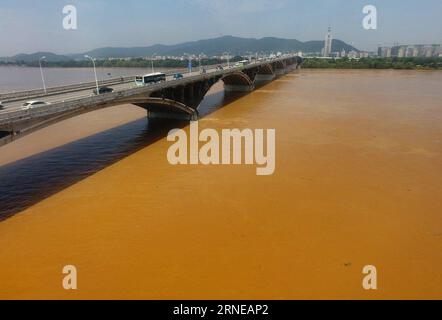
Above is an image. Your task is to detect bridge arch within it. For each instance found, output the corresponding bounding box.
[220,71,254,93]
[257,64,274,75]
[0,56,303,146]
[273,60,286,70]
[220,71,253,87]
[129,97,198,120]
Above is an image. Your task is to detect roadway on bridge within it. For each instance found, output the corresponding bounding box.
[0,64,239,114]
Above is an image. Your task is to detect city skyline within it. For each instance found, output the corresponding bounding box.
[0,0,442,56]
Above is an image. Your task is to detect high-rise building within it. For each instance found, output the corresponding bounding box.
[406,46,415,57]
[398,47,406,58]
[412,46,420,57]
[378,46,393,58]
[423,45,434,57]
[323,26,333,57]
[383,44,441,58]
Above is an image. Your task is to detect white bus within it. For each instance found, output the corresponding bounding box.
[135,72,167,86]
[234,60,250,67]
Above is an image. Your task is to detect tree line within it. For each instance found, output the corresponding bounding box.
[0,56,246,69]
[302,57,442,70]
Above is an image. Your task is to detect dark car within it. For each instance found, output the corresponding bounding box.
[93,87,114,95]
[216,65,224,70]
[0,102,5,111]
[173,73,184,80]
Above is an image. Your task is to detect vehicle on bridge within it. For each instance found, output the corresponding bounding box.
[235,60,250,68]
[22,100,49,110]
[93,86,114,95]
[0,102,5,111]
[173,73,184,80]
[135,73,167,86]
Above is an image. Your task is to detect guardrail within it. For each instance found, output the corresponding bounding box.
[0,67,232,124]
[0,76,136,103]
[0,57,295,103]
[0,65,219,103]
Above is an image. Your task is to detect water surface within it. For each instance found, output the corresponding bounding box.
[0,70,441,299]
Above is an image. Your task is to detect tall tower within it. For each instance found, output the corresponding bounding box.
[323,26,333,57]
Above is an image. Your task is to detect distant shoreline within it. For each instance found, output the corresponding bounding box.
[1,57,441,70]
[302,57,442,70]
[0,57,244,69]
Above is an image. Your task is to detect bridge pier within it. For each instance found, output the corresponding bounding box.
[275,69,287,76]
[287,64,298,72]
[224,84,254,92]
[255,74,275,82]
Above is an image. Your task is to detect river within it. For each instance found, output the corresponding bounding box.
[0,69,441,299]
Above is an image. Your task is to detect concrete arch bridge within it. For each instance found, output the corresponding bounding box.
[0,55,302,146]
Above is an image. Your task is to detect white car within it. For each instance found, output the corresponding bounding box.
[22,100,49,110]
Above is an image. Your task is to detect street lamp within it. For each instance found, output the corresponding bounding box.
[224,52,230,68]
[151,53,156,73]
[84,55,99,95]
[189,56,192,75]
[39,56,47,94]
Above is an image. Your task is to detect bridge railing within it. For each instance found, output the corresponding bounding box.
[0,56,296,102]
[0,76,137,103]
[0,70,234,125]
[0,63,242,103]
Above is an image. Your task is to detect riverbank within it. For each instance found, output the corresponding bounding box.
[0,69,441,299]
[303,57,442,70]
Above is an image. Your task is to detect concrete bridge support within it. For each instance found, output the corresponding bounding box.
[255,73,276,82]
[224,84,254,92]
[134,98,198,121]
[221,72,254,93]
[275,68,287,76]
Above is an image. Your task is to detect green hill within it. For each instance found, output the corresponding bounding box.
[78,36,358,59]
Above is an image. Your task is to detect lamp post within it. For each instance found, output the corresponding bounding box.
[189,56,192,75]
[151,53,156,73]
[39,56,47,94]
[84,55,99,95]
[224,52,230,68]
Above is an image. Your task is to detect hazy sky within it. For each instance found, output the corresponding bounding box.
[0,0,441,56]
